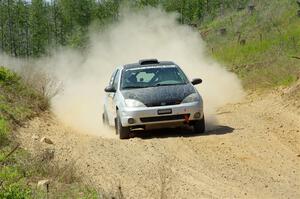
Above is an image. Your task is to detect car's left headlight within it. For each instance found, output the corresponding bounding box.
[125,99,146,107]
[181,93,200,104]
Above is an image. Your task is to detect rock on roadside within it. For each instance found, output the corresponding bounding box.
[40,137,54,144]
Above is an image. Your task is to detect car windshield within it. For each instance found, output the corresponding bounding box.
[121,65,188,90]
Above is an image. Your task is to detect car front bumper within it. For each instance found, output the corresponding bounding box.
[119,101,203,128]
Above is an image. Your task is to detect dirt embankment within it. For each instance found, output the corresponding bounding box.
[18,91,300,198]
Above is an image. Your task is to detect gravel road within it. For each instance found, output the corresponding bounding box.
[18,92,300,198]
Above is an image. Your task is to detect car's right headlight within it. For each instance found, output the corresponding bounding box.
[181,93,200,104]
[125,99,146,107]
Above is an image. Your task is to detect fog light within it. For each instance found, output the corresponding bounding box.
[194,112,201,119]
[128,118,135,124]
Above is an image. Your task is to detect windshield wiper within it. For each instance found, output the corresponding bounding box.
[154,83,184,87]
[122,86,147,89]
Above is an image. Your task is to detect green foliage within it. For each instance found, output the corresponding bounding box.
[0,67,46,128]
[30,0,49,55]
[203,0,300,89]
[0,0,250,57]
[0,183,32,199]
[0,67,20,85]
[0,68,44,123]
[0,67,36,198]
[0,145,98,199]
[0,146,32,199]
[0,166,23,186]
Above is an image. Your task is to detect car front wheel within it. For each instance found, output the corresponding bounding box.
[193,116,205,134]
[115,112,130,139]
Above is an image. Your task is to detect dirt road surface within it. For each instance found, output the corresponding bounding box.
[18,91,300,198]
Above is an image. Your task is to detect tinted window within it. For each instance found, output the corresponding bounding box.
[121,66,188,89]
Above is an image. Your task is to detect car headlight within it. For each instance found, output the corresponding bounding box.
[125,99,146,107]
[181,93,200,104]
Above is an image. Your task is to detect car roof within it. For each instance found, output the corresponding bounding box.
[123,59,176,69]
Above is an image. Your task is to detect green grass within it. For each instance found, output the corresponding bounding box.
[0,183,32,199]
[0,145,32,199]
[202,0,300,89]
[0,118,9,145]
[0,67,40,198]
[0,145,98,198]
[0,67,46,127]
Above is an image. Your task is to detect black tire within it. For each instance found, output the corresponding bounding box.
[193,116,205,134]
[115,112,130,139]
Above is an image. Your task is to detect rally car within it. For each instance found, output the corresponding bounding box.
[103,59,205,139]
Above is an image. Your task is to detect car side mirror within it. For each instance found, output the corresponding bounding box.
[191,78,202,85]
[104,86,116,93]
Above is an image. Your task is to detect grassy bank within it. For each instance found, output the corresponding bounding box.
[0,66,97,198]
[201,0,300,89]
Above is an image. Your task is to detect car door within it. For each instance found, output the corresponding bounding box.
[107,69,120,125]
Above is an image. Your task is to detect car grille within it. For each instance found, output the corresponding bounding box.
[140,114,189,123]
[145,100,181,107]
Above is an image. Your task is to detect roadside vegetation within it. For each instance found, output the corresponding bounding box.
[201,0,300,89]
[0,66,98,198]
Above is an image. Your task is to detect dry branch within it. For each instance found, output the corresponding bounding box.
[0,144,20,164]
[291,56,300,60]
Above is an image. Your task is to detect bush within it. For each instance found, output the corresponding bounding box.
[0,184,31,199]
[0,67,49,127]
[0,159,32,199]
[21,69,62,103]
[0,67,20,86]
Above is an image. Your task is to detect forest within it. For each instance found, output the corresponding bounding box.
[0,0,249,57]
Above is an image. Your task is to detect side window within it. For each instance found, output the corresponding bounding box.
[112,70,120,89]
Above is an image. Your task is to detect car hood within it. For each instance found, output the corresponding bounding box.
[121,84,196,107]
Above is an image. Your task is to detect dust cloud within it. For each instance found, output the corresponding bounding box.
[0,7,244,136]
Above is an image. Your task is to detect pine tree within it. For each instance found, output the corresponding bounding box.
[30,0,48,56]
[0,0,251,57]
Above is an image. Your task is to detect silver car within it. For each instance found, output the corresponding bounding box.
[103,59,205,139]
